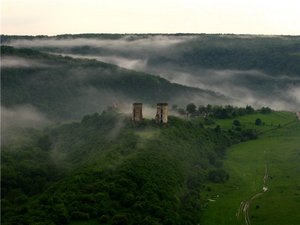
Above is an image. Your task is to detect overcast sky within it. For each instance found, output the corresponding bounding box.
[1,0,300,35]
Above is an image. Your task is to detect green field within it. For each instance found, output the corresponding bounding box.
[214,111,296,131]
[201,112,300,225]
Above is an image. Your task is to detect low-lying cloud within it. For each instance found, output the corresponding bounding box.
[145,66,300,111]
[1,105,52,145]
[1,105,51,131]
[1,56,48,68]
[4,35,300,112]
[8,35,192,52]
[53,53,148,70]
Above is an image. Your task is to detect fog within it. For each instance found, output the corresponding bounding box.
[1,105,52,145]
[149,67,300,110]
[7,35,192,52]
[1,56,48,68]
[1,105,51,130]
[53,53,148,71]
[51,50,300,111]
[3,35,300,114]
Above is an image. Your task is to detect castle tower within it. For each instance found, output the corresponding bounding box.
[156,103,168,124]
[132,103,143,122]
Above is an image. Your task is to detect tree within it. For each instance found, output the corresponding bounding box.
[214,125,221,133]
[186,103,196,115]
[246,105,255,114]
[260,107,272,114]
[233,120,241,126]
[255,118,262,126]
[37,135,52,151]
[208,169,229,183]
[206,104,212,113]
[112,214,128,225]
[198,105,206,115]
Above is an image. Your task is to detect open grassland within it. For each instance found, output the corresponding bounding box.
[215,111,296,132]
[201,112,300,225]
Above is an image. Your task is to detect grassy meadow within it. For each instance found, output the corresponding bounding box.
[201,112,300,225]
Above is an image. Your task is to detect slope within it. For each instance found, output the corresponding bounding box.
[201,112,300,225]
[2,111,236,225]
[1,45,224,121]
[2,34,299,110]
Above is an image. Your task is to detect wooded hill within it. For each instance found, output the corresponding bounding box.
[2,109,262,225]
[1,45,223,120]
[3,34,299,111]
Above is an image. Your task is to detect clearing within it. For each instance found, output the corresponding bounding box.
[201,112,300,225]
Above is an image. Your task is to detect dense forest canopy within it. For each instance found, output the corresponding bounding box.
[2,108,264,225]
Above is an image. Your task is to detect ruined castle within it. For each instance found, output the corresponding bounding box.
[132,103,143,122]
[132,103,168,124]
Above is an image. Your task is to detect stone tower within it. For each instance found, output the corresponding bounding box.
[156,103,168,124]
[132,103,143,122]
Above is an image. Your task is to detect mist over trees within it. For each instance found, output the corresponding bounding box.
[1,33,299,225]
[2,111,255,225]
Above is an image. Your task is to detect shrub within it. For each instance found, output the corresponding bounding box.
[233,120,241,126]
[255,118,262,126]
[208,169,229,183]
[112,213,129,225]
[71,211,90,220]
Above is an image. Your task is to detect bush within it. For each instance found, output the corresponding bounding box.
[99,215,110,224]
[255,118,262,126]
[233,120,241,126]
[208,169,229,183]
[260,107,272,114]
[112,214,129,225]
[71,211,90,220]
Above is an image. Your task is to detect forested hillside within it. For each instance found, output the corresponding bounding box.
[3,34,299,110]
[2,110,260,225]
[1,45,223,120]
[1,33,299,225]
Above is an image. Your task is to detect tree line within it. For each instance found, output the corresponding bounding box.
[172,103,272,119]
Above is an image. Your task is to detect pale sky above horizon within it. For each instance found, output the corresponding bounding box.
[1,0,300,35]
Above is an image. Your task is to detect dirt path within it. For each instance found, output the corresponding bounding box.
[236,165,269,225]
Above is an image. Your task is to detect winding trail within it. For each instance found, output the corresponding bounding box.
[236,165,269,225]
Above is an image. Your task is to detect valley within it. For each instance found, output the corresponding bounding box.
[1,34,300,225]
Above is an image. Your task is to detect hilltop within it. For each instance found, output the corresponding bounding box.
[2,109,299,225]
[1,109,257,225]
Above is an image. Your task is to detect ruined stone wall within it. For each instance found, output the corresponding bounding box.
[156,103,168,124]
[132,103,143,122]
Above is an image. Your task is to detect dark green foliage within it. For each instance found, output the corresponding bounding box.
[1,46,220,120]
[186,103,196,115]
[71,211,90,220]
[233,120,241,126]
[186,103,272,120]
[208,169,229,183]
[112,214,129,225]
[255,118,262,126]
[246,105,255,114]
[1,134,60,199]
[260,107,272,114]
[1,112,238,225]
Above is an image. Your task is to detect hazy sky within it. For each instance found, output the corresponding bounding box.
[1,0,300,35]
